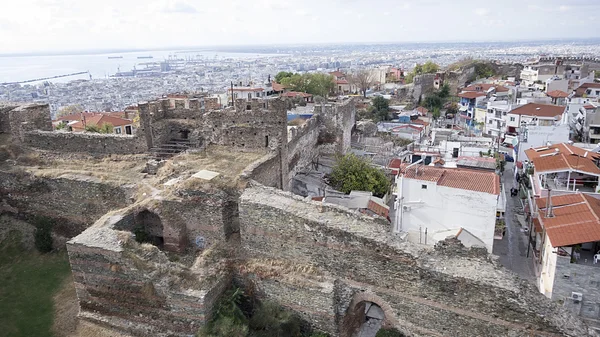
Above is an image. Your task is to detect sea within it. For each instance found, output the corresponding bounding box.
[0,49,280,85]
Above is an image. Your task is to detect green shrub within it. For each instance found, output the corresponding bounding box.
[33,216,53,253]
[329,153,390,197]
[249,302,302,337]
[375,328,406,337]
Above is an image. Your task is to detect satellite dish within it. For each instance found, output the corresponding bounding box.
[195,236,206,249]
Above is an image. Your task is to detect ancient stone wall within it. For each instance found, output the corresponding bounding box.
[0,171,134,235]
[238,184,592,337]
[286,116,321,189]
[22,131,148,154]
[0,105,18,133]
[67,224,231,336]
[412,73,436,102]
[8,103,52,141]
[241,152,284,189]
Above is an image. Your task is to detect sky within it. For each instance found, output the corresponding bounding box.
[0,0,599,54]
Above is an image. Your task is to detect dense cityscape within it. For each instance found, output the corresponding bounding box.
[2,39,600,115]
[2,0,600,335]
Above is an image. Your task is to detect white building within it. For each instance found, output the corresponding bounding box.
[394,165,500,252]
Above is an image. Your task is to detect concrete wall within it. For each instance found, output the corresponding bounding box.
[22,131,148,154]
[238,184,588,337]
[540,234,559,297]
[518,124,570,162]
[397,177,498,252]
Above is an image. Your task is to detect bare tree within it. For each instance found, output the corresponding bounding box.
[349,70,374,98]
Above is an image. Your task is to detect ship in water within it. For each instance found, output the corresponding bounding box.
[137,56,153,59]
[108,56,123,59]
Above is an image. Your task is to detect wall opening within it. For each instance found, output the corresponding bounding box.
[132,210,165,250]
[265,135,269,147]
[179,129,190,140]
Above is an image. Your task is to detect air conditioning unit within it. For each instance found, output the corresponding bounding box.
[403,205,411,212]
[571,292,583,303]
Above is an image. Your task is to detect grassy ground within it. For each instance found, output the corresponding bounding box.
[0,230,71,337]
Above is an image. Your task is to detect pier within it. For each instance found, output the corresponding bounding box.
[0,71,89,85]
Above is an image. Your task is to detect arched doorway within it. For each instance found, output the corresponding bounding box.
[340,292,404,337]
[132,210,165,249]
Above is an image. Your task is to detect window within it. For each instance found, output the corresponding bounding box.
[488,120,493,124]
[247,93,252,100]
[510,117,515,122]
[115,127,121,134]
[421,184,427,190]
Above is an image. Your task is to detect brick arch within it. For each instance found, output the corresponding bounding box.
[339,291,406,337]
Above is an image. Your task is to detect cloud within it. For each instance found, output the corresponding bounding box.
[559,5,570,11]
[474,8,490,16]
[161,0,199,14]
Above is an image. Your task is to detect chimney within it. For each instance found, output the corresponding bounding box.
[545,189,554,218]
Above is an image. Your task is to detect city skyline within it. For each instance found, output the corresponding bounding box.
[1,0,599,54]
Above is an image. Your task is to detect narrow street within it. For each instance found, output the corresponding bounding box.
[492,162,536,282]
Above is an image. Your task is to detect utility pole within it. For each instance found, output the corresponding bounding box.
[230,81,234,108]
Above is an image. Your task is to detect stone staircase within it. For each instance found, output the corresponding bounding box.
[149,139,193,159]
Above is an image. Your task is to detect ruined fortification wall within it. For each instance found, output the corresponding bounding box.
[241,152,284,189]
[412,73,436,102]
[0,105,18,133]
[140,98,288,153]
[286,116,321,189]
[68,227,231,336]
[239,184,591,337]
[8,103,52,141]
[22,131,148,154]
[0,171,133,234]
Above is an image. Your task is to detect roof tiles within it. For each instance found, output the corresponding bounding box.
[403,166,499,195]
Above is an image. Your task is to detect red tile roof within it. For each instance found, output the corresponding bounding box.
[458,92,487,99]
[415,106,429,115]
[329,71,345,78]
[70,114,133,130]
[336,79,349,85]
[546,90,569,98]
[281,91,312,98]
[536,193,600,247]
[525,143,600,175]
[584,104,596,110]
[55,112,126,122]
[574,82,600,97]
[509,103,565,118]
[271,81,285,92]
[228,87,264,92]
[463,84,509,93]
[403,166,500,195]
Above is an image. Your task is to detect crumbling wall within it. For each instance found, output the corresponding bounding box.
[0,105,18,133]
[8,103,52,141]
[22,131,148,154]
[67,223,231,336]
[0,170,133,235]
[239,184,593,337]
[315,99,356,154]
[241,152,283,189]
[287,117,320,189]
[412,73,436,102]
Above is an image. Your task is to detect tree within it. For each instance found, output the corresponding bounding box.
[432,107,441,120]
[349,70,374,97]
[56,104,83,118]
[422,61,439,74]
[274,71,294,83]
[99,123,114,134]
[305,73,335,97]
[424,84,451,112]
[329,153,390,197]
[404,61,439,84]
[371,96,390,122]
[85,125,101,133]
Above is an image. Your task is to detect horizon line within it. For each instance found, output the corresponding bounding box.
[1,37,599,58]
